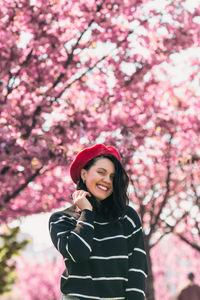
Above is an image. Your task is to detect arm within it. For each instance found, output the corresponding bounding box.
[49,208,94,263]
[125,206,148,300]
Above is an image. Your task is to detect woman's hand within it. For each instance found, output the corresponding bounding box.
[72,190,93,211]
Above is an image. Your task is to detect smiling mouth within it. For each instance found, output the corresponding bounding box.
[96,184,109,191]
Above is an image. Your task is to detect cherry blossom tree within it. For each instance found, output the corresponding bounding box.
[126,61,200,298]
[14,254,64,300]
[1,1,200,299]
[151,234,200,300]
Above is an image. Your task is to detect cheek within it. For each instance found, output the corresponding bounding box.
[87,179,97,190]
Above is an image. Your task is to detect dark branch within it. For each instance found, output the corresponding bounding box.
[176,233,200,252]
[55,53,108,100]
[3,49,33,104]
[149,135,173,235]
[21,105,41,139]
[50,0,106,90]
[1,167,42,207]
[150,210,189,248]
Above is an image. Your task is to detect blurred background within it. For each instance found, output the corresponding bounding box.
[0,0,200,299]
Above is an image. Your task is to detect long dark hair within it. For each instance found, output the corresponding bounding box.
[77,154,129,220]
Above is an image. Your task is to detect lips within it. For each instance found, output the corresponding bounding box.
[96,184,109,191]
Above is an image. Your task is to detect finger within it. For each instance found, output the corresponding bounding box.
[72,191,79,200]
[85,191,91,197]
[72,190,91,200]
[79,190,86,196]
[81,191,91,198]
[79,190,89,198]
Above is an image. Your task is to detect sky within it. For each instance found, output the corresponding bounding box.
[9,212,54,251]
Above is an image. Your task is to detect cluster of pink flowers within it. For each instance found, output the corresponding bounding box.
[0,1,199,299]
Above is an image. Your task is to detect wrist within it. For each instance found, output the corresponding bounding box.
[82,203,93,211]
[85,206,93,211]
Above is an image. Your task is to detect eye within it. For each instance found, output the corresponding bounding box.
[97,171,104,174]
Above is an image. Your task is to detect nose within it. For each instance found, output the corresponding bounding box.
[103,174,112,184]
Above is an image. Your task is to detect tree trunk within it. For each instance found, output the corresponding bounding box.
[145,236,156,300]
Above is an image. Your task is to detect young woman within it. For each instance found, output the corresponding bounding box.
[49,144,148,300]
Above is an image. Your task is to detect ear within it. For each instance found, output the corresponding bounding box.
[80,169,87,182]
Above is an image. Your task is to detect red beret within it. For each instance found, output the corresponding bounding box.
[70,144,121,183]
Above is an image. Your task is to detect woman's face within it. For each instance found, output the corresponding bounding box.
[81,158,115,202]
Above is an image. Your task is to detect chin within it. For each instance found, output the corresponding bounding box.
[95,194,111,202]
[95,197,105,202]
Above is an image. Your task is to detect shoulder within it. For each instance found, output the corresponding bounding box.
[123,205,143,231]
[125,205,142,224]
[49,204,77,222]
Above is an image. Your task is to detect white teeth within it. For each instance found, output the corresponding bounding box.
[97,185,108,191]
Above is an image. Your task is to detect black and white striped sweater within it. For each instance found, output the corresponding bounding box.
[49,205,148,300]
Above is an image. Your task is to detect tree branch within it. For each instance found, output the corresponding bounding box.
[21,105,41,139]
[149,134,173,235]
[150,210,189,248]
[3,49,33,104]
[50,0,106,90]
[0,167,43,207]
[175,233,200,252]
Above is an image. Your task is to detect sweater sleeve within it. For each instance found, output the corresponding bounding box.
[49,208,94,263]
[125,206,148,300]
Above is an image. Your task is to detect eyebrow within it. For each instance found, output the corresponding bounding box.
[97,168,115,175]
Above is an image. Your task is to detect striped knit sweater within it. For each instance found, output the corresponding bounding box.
[49,205,148,300]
